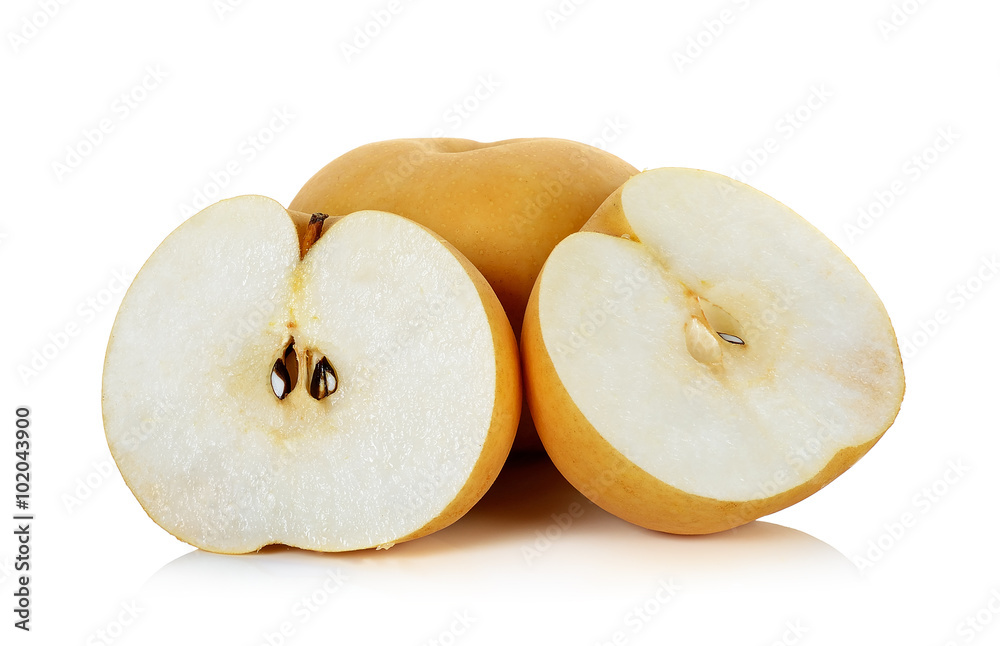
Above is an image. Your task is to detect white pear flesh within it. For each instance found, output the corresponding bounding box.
[522,168,904,534]
[103,196,519,553]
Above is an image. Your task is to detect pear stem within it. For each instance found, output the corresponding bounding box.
[301,213,329,257]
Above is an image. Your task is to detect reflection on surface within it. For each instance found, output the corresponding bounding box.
[137,454,859,644]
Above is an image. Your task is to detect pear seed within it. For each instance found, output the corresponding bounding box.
[310,356,338,400]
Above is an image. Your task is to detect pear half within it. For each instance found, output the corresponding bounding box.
[522,168,904,534]
[103,196,520,553]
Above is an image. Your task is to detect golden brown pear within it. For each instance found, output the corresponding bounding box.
[522,168,905,534]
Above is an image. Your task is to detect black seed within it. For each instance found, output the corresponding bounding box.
[271,340,299,400]
[310,356,338,400]
[283,341,299,389]
[271,357,293,399]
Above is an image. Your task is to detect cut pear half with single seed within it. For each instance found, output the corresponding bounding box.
[522,168,905,534]
[103,196,520,553]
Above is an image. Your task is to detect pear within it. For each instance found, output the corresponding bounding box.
[522,168,905,534]
[103,196,520,552]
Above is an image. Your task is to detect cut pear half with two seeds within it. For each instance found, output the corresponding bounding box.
[522,168,905,534]
[103,196,520,553]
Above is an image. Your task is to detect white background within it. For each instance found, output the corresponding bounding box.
[2,0,999,644]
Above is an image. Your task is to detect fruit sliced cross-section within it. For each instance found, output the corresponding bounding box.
[522,168,905,534]
[103,196,519,553]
